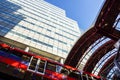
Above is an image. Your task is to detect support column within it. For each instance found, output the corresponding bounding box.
[60,58,64,64]
[25,47,29,52]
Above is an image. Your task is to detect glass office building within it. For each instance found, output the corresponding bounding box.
[0,0,81,62]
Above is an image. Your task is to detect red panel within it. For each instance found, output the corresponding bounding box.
[0,43,10,49]
[0,56,27,70]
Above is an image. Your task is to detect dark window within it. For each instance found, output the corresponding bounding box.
[22,54,31,62]
[46,62,56,72]
[69,71,82,79]
[88,75,93,80]
[29,57,38,70]
[60,67,69,75]
[82,74,87,80]
[37,60,46,73]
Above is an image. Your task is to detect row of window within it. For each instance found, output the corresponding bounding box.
[18,24,68,45]
[3,0,75,29]
[1,21,71,50]
[10,0,80,36]
[37,1,76,26]
[0,25,68,54]
[0,12,71,46]
[0,3,76,41]
[10,0,80,34]
[24,0,79,34]
[0,8,74,43]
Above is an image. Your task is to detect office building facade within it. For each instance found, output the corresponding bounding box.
[0,0,81,62]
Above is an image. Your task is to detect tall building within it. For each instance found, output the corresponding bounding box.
[0,0,81,62]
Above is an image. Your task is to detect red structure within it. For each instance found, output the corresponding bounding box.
[0,43,102,80]
[65,0,120,79]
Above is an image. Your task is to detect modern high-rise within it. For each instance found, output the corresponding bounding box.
[0,0,81,63]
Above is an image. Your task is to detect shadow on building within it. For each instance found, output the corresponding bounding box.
[0,0,25,36]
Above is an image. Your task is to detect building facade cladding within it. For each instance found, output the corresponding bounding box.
[0,0,81,60]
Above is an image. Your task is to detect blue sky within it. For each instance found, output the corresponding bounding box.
[45,0,104,31]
